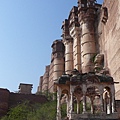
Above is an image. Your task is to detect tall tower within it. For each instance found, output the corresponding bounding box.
[37,76,43,92]
[78,0,97,73]
[42,65,50,92]
[62,19,73,74]
[69,6,81,72]
[51,40,65,88]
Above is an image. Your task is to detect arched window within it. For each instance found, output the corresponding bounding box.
[86,86,100,114]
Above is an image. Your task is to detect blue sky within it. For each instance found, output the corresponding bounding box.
[0,0,103,93]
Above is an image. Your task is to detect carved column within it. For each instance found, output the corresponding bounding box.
[112,94,115,113]
[82,84,87,114]
[105,92,111,114]
[82,94,87,113]
[68,6,81,72]
[69,85,74,120]
[63,38,73,74]
[62,19,73,74]
[77,99,80,114]
[100,93,104,112]
[104,92,107,113]
[111,85,115,113]
[70,27,81,72]
[57,87,62,120]
[107,96,111,114]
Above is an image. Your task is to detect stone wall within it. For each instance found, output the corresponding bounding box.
[9,93,48,107]
[98,0,120,100]
[0,88,9,118]
[38,0,120,100]
[0,88,48,118]
[116,100,120,119]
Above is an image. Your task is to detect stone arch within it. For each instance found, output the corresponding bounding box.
[74,86,83,100]
[86,86,101,114]
[73,86,83,114]
[61,89,70,118]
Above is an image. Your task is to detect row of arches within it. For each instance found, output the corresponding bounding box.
[56,84,116,120]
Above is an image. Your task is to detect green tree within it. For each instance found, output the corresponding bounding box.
[1,101,57,120]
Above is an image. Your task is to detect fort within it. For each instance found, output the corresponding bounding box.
[0,0,120,119]
[37,0,120,119]
[38,0,120,100]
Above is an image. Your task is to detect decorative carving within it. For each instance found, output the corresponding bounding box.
[94,54,104,72]
[56,70,116,119]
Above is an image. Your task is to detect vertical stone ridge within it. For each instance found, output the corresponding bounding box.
[69,6,81,72]
[78,0,97,73]
[51,40,65,90]
[62,19,74,74]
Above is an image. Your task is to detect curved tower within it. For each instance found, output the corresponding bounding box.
[51,40,65,86]
[78,0,97,73]
[42,65,50,92]
[69,6,81,72]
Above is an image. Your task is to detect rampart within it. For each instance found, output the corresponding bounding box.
[0,88,48,118]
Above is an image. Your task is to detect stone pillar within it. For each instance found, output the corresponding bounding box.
[82,94,87,113]
[62,19,73,74]
[82,85,87,114]
[111,85,115,113]
[71,28,81,72]
[53,58,64,82]
[67,95,70,117]
[107,96,111,114]
[104,92,107,113]
[69,6,81,72]
[64,39,73,74]
[112,95,115,113]
[77,100,80,114]
[69,86,74,120]
[70,91,74,113]
[78,0,97,73]
[51,40,65,88]
[100,93,104,112]
[90,97,94,114]
[57,87,62,120]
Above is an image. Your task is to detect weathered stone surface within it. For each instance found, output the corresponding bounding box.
[38,0,120,106]
[0,88,48,118]
[0,89,9,117]
[98,0,120,100]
